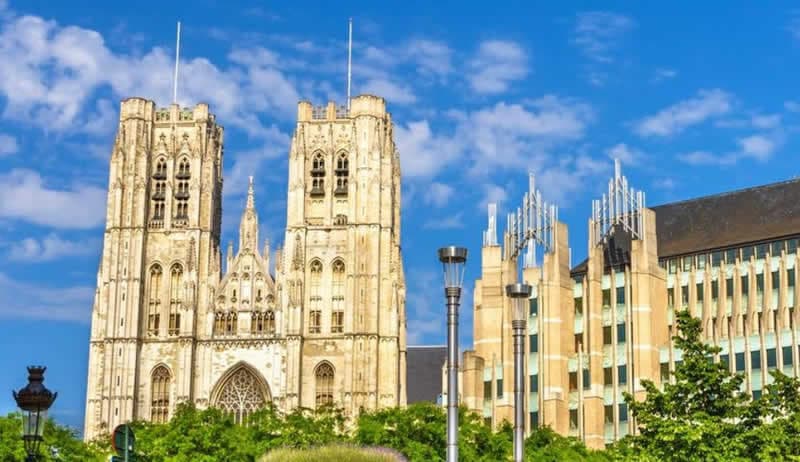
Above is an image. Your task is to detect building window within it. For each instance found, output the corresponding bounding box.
[332,259,345,333]
[618,365,627,385]
[251,310,275,335]
[151,159,167,221]
[604,405,614,424]
[789,269,796,288]
[788,239,798,255]
[681,285,689,307]
[496,378,503,398]
[696,283,704,303]
[603,367,612,386]
[720,354,730,368]
[783,346,794,367]
[725,249,737,264]
[751,350,762,370]
[574,333,583,352]
[682,256,692,272]
[216,366,267,424]
[334,152,349,195]
[530,411,539,429]
[767,348,777,368]
[309,310,321,334]
[603,326,612,345]
[743,246,754,261]
[616,286,625,306]
[569,371,578,391]
[756,244,768,259]
[169,264,182,335]
[315,362,335,407]
[574,297,583,316]
[569,409,578,429]
[711,251,723,267]
[771,241,784,256]
[310,152,325,196]
[735,352,745,372]
[617,323,626,343]
[530,374,538,392]
[602,289,611,308]
[148,265,162,336]
[668,259,677,274]
[742,275,749,296]
[530,334,538,353]
[174,158,190,222]
[712,281,719,302]
[583,369,590,390]
[530,297,538,316]
[151,366,171,423]
[697,254,707,270]
[619,403,628,422]
[726,278,734,299]
[667,287,675,309]
[660,363,670,382]
[484,381,492,399]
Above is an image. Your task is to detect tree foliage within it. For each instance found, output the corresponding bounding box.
[0,413,106,461]
[614,309,800,461]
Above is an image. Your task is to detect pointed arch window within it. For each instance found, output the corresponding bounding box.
[151,366,171,423]
[151,159,167,222]
[251,310,275,335]
[332,260,345,333]
[309,260,322,333]
[310,152,325,197]
[169,264,182,336]
[315,362,334,408]
[215,367,268,424]
[334,152,348,196]
[174,158,190,224]
[148,265,162,336]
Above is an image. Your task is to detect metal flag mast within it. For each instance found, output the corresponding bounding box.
[347,17,353,111]
[173,21,181,104]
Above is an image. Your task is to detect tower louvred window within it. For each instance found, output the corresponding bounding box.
[151,159,167,221]
[335,152,348,195]
[310,153,325,196]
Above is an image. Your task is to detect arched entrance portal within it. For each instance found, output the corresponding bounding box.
[211,363,271,424]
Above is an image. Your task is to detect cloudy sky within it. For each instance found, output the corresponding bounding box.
[1,0,800,430]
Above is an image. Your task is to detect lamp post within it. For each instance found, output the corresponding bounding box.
[13,366,57,462]
[506,283,532,462]
[438,246,467,462]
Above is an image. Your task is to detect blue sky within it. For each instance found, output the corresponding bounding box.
[2,0,800,431]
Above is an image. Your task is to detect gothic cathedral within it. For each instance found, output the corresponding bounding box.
[83,95,407,440]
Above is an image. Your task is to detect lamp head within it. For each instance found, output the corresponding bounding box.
[438,246,468,290]
[505,283,532,322]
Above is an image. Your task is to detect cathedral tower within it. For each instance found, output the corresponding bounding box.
[83,99,224,439]
[280,96,407,414]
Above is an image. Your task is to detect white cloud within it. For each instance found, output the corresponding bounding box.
[652,68,678,82]
[360,78,416,104]
[395,120,462,179]
[479,183,508,211]
[468,40,528,94]
[789,11,800,40]
[423,213,463,230]
[423,182,455,207]
[0,272,94,323]
[406,39,452,79]
[0,133,18,155]
[605,142,642,165]
[737,134,777,160]
[751,114,781,129]
[573,11,635,63]
[0,169,107,229]
[7,234,98,261]
[785,101,800,112]
[635,89,733,137]
[653,178,676,189]
[677,150,737,166]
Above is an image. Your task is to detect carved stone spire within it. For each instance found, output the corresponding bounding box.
[238,176,259,253]
[226,241,234,272]
[263,238,271,269]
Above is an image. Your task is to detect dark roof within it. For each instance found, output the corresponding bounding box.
[406,345,447,404]
[571,178,800,274]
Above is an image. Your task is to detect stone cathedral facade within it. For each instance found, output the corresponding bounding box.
[83,95,407,440]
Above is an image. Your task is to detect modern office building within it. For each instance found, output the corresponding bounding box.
[454,161,800,448]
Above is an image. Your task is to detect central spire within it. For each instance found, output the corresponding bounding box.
[239,176,259,253]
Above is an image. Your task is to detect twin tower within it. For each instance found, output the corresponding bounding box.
[83,96,407,440]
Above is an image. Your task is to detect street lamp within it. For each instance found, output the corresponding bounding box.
[13,366,57,462]
[438,246,467,462]
[506,283,532,462]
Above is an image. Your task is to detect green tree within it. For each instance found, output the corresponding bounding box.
[0,413,107,461]
[524,426,612,462]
